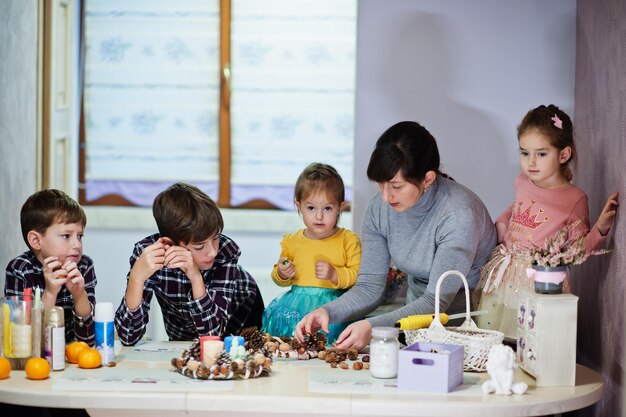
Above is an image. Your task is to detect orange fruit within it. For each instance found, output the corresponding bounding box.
[25,357,50,380]
[0,357,11,379]
[78,348,102,369]
[66,341,90,364]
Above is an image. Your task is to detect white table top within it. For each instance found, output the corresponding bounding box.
[0,341,603,417]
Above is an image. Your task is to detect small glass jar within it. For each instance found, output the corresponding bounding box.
[369,326,400,378]
[1,295,33,359]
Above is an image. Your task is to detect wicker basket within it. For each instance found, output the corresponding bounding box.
[404,270,504,372]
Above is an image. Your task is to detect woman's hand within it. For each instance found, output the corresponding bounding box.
[333,320,372,351]
[295,308,329,341]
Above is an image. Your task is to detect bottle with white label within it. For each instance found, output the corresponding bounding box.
[95,302,115,366]
[44,306,65,371]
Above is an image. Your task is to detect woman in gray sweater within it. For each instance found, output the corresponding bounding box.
[295,121,497,350]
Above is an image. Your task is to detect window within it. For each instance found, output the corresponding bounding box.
[79,0,356,210]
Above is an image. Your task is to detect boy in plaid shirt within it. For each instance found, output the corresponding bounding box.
[5,189,97,345]
[115,183,264,346]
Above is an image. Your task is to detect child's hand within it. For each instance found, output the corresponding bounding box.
[597,192,619,236]
[277,257,295,280]
[62,259,85,296]
[315,260,337,284]
[131,240,168,282]
[42,256,68,297]
[164,245,201,281]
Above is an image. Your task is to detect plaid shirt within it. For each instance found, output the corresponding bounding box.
[114,233,261,346]
[5,250,97,345]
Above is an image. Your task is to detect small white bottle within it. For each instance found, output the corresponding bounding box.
[44,306,65,371]
[369,327,400,378]
[95,302,115,366]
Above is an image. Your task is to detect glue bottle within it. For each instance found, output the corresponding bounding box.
[95,302,115,366]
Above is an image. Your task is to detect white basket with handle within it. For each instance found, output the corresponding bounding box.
[404,270,504,372]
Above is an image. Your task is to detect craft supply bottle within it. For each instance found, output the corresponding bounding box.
[369,327,400,378]
[95,302,115,366]
[44,306,65,371]
[30,287,43,358]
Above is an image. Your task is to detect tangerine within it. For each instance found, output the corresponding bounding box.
[0,357,11,379]
[24,357,51,380]
[78,348,102,369]
[66,341,90,364]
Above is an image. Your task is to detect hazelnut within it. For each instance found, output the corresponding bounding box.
[186,360,200,372]
[362,355,370,363]
[353,361,363,370]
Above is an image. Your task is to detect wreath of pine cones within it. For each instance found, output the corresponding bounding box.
[171,339,272,380]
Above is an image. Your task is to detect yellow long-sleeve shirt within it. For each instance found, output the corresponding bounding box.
[271,228,361,290]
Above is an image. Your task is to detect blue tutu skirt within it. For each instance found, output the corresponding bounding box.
[261,285,349,343]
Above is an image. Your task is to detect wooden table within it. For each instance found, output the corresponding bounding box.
[0,342,603,417]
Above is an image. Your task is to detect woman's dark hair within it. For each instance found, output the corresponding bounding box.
[367,121,442,186]
[517,104,576,177]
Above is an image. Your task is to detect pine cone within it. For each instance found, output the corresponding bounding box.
[303,332,327,351]
[240,326,266,350]
[290,337,302,350]
[249,331,266,351]
[183,340,201,362]
[239,327,258,341]
[216,350,232,367]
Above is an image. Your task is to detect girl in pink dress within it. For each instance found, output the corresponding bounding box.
[475,104,618,341]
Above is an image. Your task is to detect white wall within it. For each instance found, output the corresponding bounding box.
[353,0,577,232]
[0,0,39,278]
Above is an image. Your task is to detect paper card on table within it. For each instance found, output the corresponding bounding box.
[52,366,235,392]
[119,341,189,363]
[308,369,483,395]
[308,369,401,394]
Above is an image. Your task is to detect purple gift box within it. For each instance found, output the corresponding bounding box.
[397,342,464,393]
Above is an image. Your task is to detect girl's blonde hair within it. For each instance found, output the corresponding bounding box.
[294,163,345,205]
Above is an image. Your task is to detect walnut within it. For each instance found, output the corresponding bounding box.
[347,349,358,361]
[330,362,338,368]
[339,362,349,370]
[363,363,370,370]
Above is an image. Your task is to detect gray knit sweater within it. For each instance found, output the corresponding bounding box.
[324,176,497,327]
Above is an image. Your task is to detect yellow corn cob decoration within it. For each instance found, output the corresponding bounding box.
[3,302,12,356]
[395,313,450,330]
